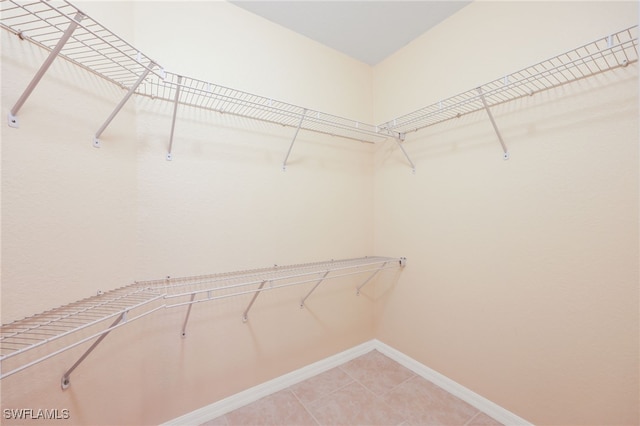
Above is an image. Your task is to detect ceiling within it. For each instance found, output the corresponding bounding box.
[230,1,471,66]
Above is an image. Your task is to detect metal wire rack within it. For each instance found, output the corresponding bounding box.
[0,283,165,386]
[0,0,391,147]
[139,72,389,144]
[0,256,405,387]
[0,0,159,88]
[2,1,636,163]
[380,26,638,143]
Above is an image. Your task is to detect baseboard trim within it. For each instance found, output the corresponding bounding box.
[372,339,532,426]
[162,340,377,425]
[163,339,532,425]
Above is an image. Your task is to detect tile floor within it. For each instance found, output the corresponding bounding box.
[201,350,503,426]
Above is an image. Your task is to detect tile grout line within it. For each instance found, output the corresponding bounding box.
[463,410,484,426]
[288,388,322,426]
[337,364,411,425]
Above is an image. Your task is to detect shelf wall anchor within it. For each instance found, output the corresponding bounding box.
[394,135,416,174]
[282,109,307,171]
[61,312,125,390]
[166,75,183,161]
[93,60,155,148]
[477,87,510,160]
[8,11,85,128]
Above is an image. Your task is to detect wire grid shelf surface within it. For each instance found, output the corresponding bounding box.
[381,26,639,135]
[0,256,403,380]
[141,256,402,307]
[138,72,390,144]
[0,0,390,144]
[0,283,165,379]
[0,0,159,87]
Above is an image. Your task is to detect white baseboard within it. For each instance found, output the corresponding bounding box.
[163,339,532,426]
[372,339,532,426]
[163,340,377,425]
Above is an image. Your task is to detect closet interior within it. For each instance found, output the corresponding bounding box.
[1,0,638,424]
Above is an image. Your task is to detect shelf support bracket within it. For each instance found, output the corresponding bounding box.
[166,75,183,161]
[8,12,85,128]
[394,135,416,174]
[477,87,510,160]
[180,293,196,337]
[299,270,331,308]
[93,60,155,148]
[282,109,307,171]
[242,281,268,322]
[356,262,388,296]
[61,311,125,390]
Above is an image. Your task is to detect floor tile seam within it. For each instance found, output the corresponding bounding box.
[300,375,358,410]
[347,375,410,425]
[288,388,322,426]
[378,370,418,399]
[462,409,484,426]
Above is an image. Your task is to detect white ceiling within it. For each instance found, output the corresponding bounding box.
[230,1,471,65]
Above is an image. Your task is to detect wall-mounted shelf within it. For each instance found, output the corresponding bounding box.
[0,283,165,387]
[379,26,638,160]
[0,0,393,150]
[2,0,637,167]
[0,256,405,388]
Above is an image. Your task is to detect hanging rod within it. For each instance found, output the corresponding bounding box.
[0,0,394,145]
[0,256,405,385]
[381,25,638,155]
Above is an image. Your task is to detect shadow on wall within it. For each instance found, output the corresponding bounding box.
[378,69,638,167]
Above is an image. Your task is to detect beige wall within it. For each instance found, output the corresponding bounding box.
[1,2,376,425]
[1,1,638,425]
[373,1,638,425]
[0,2,138,324]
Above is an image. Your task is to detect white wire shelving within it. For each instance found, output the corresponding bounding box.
[379,26,638,162]
[2,0,637,168]
[0,256,405,388]
[0,0,392,158]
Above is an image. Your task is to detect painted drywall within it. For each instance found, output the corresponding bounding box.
[373,2,639,425]
[1,1,378,425]
[131,1,376,278]
[2,1,638,425]
[0,2,138,326]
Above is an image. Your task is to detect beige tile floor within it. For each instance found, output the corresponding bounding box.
[201,350,503,426]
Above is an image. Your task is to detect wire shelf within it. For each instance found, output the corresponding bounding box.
[0,284,165,380]
[138,73,390,144]
[0,0,159,88]
[141,256,403,307]
[381,26,638,135]
[0,0,390,144]
[0,256,404,384]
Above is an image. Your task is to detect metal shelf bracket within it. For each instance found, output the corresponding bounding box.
[299,270,331,308]
[477,87,510,160]
[7,11,85,128]
[394,135,416,174]
[282,109,307,171]
[166,75,183,161]
[180,294,196,337]
[61,311,125,390]
[93,60,156,148]
[242,280,268,322]
[356,261,388,295]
